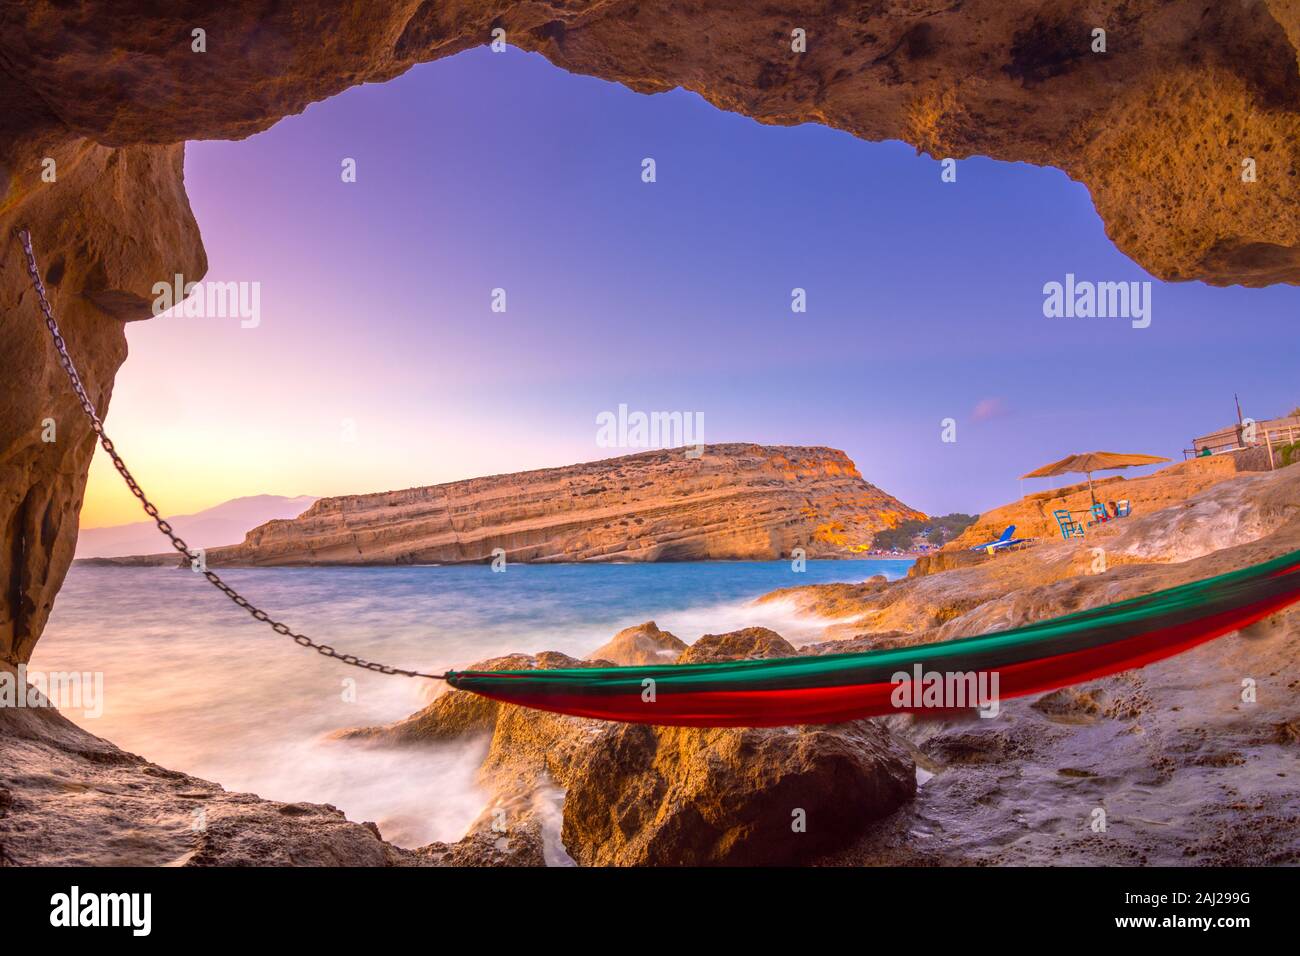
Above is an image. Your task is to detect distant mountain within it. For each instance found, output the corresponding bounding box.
[76,494,318,559]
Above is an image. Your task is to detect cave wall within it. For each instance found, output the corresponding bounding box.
[1,0,1297,663]
[0,95,204,664]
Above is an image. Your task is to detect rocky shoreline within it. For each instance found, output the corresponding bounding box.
[5,464,1296,866]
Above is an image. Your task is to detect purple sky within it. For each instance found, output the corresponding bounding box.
[83,47,1300,527]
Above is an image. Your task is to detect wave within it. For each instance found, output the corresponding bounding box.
[34,560,909,850]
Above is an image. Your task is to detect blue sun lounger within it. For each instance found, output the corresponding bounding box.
[969,524,1029,554]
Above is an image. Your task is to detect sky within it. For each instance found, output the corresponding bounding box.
[81,47,1300,529]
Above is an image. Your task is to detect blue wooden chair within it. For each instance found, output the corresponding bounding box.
[1087,502,1109,527]
[1115,499,1131,518]
[1053,509,1084,539]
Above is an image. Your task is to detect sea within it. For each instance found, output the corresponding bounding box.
[32,559,911,848]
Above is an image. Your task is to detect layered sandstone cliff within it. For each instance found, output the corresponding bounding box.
[202,444,921,566]
[948,449,1276,552]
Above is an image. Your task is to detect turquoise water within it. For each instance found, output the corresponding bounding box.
[34,559,910,847]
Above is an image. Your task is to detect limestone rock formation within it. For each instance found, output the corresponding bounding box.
[194,444,918,566]
[769,466,1300,865]
[0,676,405,866]
[5,1,1298,284]
[950,451,1277,551]
[677,625,799,663]
[561,719,915,866]
[588,621,686,666]
[3,0,1300,868]
[344,628,916,866]
[0,141,204,665]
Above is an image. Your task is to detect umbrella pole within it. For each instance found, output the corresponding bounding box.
[1087,472,1096,505]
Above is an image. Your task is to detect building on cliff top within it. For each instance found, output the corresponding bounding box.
[1188,413,1300,459]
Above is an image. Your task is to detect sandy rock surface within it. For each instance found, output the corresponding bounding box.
[588,621,687,666]
[949,450,1273,551]
[677,626,799,663]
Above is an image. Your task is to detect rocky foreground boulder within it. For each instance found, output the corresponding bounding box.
[562,720,914,866]
[678,626,799,663]
[588,622,687,666]
[349,629,916,866]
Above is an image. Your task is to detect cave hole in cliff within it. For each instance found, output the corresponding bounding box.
[87,45,1197,539]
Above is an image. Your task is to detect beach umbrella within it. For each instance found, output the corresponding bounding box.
[1020,451,1171,505]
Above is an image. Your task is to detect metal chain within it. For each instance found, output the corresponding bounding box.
[14,228,445,681]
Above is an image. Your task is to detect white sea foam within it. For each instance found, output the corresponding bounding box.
[634,595,856,648]
[32,559,910,849]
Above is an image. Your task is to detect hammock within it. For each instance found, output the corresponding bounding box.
[445,549,1300,726]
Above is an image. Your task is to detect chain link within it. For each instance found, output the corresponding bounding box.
[15,228,445,681]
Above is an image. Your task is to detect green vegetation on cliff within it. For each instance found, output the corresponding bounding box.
[872,513,977,551]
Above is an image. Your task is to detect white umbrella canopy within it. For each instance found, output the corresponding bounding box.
[1021,451,1171,504]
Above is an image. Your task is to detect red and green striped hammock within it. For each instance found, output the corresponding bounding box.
[446,548,1300,727]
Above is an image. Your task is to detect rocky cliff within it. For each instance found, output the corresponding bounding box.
[949,449,1275,552]
[3,1,1300,664]
[201,444,921,566]
[761,464,1300,865]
